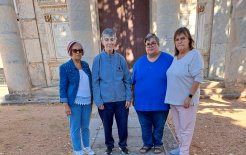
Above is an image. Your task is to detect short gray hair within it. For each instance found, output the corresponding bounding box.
[144,33,160,46]
[101,28,116,38]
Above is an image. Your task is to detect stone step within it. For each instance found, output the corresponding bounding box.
[200,88,224,95]
[201,91,246,99]
[200,80,246,98]
[31,86,59,98]
[201,80,225,89]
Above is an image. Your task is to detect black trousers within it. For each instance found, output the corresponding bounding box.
[98,101,129,148]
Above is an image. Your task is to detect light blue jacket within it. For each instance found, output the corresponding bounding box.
[59,59,92,106]
[92,50,132,106]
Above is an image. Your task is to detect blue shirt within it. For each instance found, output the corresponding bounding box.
[131,52,173,111]
[92,50,132,106]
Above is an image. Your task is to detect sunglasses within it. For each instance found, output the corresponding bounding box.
[72,49,84,54]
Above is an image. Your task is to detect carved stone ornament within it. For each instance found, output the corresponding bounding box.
[44,14,52,22]
[197,1,206,13]
[38,0,67,9]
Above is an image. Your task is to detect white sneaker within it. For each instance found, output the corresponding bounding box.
[83,147,95,155]
[73,150,85,155]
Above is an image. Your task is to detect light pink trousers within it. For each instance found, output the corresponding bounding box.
[170,105,198,155]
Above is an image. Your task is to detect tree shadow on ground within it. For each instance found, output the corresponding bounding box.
[191,99,246,155]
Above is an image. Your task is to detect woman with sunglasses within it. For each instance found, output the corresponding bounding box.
[59,41,95,155]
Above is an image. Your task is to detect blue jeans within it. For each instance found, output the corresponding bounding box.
[98,101,129,149]
[68,104,92,151]
[136,111,169,147]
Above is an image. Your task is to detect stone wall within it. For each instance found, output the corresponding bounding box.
[35,0,70,87]
[16,0,47,87]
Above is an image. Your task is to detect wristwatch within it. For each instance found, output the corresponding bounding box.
[188,94,193,98]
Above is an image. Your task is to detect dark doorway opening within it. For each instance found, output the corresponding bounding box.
[98,0,150,70]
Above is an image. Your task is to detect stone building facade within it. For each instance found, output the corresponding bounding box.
[0,0,245,98]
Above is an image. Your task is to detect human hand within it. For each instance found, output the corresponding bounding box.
[125,101,131,109]
[98,104,104,110]
[64,104,71,115]
[183,97,191,109]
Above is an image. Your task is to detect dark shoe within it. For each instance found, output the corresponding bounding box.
[139,147,151,154]
[105,147,113,155]
[120,147,130,154]
[153,146,163,154]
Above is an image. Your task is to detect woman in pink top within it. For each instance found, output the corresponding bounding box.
[165,27,204,155]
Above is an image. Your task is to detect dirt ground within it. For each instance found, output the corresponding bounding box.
[0,98,245,155]
[190,98,246,155]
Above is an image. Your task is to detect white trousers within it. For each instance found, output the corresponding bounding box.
[170,105,198,155]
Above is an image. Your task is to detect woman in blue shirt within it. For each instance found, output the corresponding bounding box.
[131,33,173,154]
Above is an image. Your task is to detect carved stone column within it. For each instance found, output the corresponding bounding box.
[0,0,31,98]
[225,1,246,90]
[151,0,180,53]
[209,0,231,79]
[67,0,100,66]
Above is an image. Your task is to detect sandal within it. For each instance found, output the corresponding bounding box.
[139,147,151,154]
[153,146,163,154]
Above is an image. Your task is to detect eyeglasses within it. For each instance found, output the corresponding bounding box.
[145,42,157,47]
[72,49,84,54]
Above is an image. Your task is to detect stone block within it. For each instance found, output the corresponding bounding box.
[209,44,226,79]
[50,22,72,59]
[237,17,246,47]
[16,0,35,19]
[212,0,231,44]
[0,6,19,33]
[49,66,59,84]
[34,7,45,24]
[38,33,49,60]
[225,48,246,83]
[211,14,230,44]
[0,55,3,68]
[20,20,39,39]
[28,63,46,87]
[37,23,46,34]
[24,39,43,63]
[68,0,92,31]
[33,0,45,23]
[157,0,179,13]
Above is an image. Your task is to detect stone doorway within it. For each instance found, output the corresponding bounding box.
[97,0,150,70]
